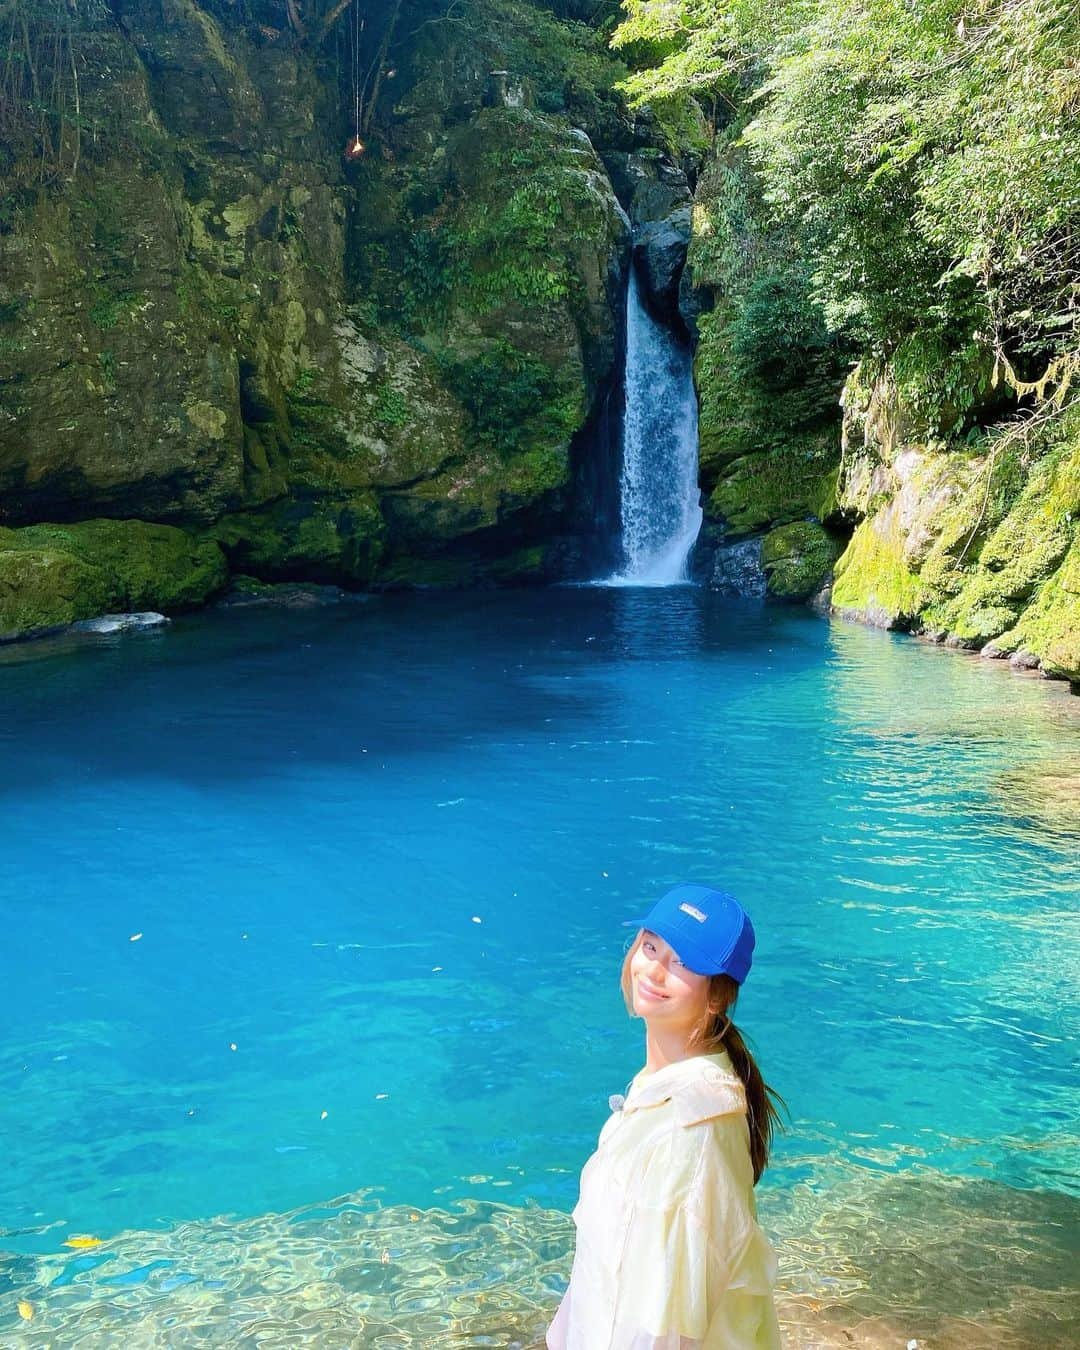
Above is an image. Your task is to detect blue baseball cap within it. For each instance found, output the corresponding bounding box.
[625,883,756,982]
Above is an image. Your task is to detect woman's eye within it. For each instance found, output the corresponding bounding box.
[642,941,656,954]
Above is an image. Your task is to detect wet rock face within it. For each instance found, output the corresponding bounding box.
[603,152,691,229]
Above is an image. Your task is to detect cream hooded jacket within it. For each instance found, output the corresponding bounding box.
[546,1050,781,1350]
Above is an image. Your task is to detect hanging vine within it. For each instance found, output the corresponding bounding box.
[0,0,105,186]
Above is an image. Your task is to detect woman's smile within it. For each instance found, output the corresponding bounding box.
[630,932,710,1024]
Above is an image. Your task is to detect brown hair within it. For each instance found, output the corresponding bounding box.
[620,931,785,1184]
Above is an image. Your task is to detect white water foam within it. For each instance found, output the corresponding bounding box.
[604,266,703,586]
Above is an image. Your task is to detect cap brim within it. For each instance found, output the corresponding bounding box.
[621,917,723,976]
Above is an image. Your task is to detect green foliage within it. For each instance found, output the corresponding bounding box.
[746,0,1080,424]
[398,111,614,321]
[611,0,810,142]
[89,290,143,330]
[439,339,578,456]
[372,381,410,428]
[618,0,1080,436]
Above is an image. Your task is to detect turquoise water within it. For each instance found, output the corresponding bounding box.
[2,588,1078,1344]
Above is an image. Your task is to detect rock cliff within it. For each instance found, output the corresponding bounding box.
[0,0,630,635]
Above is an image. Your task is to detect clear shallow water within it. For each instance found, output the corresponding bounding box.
[1,588,1078,1344]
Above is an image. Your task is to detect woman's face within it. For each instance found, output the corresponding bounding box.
[629,930,711,1034]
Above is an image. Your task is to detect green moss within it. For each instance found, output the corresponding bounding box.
[489,544,546,581]
[401,108,618,321]
[437,340,581,464]
[372,382,410,429]
[997,533,1080,683]
[89,290,144,331]
[375,543,547,590]
[913,420,1079,652]
[501,443,568,500]
[831,509,928,629]
[707,433,838,536]
[0,548,112,639]
[375,554,479,589]
[761,522,842,601]
[213,494,385,584]
[0,519,227,638]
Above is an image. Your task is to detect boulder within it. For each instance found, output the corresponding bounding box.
[707,537,766,598]
[762,521,842,601]
[634,207,692,327]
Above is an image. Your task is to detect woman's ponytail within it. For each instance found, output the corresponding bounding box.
[698,976,785,1184]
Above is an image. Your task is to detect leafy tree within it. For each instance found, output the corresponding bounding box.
[612,0,1080,433]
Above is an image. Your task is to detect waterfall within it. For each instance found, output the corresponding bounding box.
[606,266,703,586]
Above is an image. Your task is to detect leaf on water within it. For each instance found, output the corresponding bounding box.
[17,1300,33,1321]
[63,1236,102,1249]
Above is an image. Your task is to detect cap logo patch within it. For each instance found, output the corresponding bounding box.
[679,902,707,922]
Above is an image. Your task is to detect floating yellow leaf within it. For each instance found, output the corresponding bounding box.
[63,1236,102,1249]
[17,1300,33,1321]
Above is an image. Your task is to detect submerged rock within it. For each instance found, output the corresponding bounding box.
[71,612,169,634]
[217,579,365,609]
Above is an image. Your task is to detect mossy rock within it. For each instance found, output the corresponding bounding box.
[761,522,843,601]
[994,532,1080,685]
[831,507,929,630]
[0,519,228,610]
[0,549,112,639]
[0,519,227,639]
[375,543,549,590]
[706,435,838,537]
[213,494,385,584]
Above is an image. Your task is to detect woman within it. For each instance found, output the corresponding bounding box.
[547,883,783,1350]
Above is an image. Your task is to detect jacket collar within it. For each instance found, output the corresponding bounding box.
[622,1051,747,1127]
